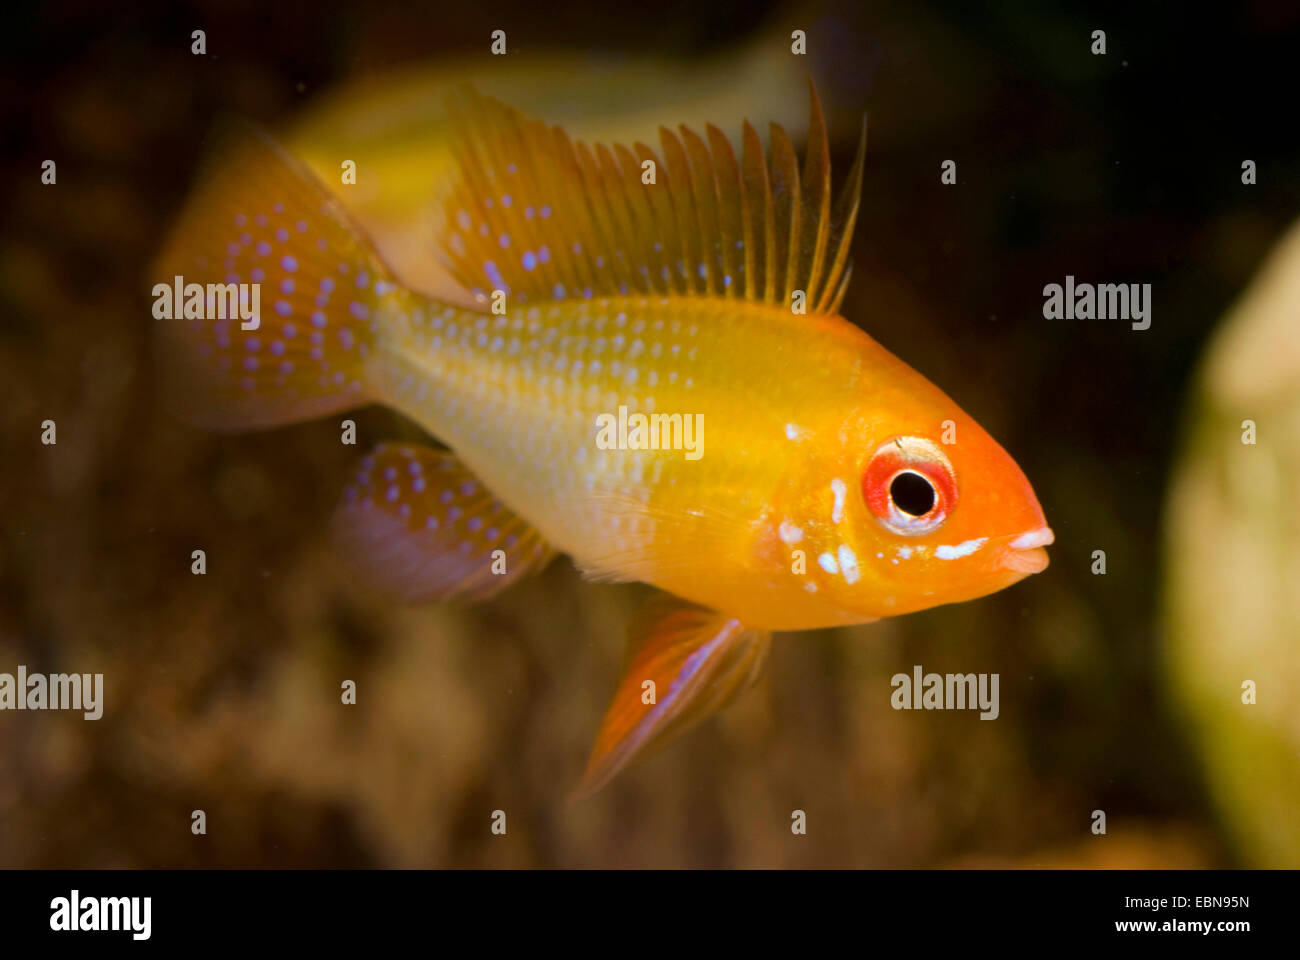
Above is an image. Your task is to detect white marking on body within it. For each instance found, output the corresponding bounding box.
[817,552,839,575]
[837,544,860,584]
[804,582,818,593]
[778,521,804,545]
[785,423,807,442]
[830,478,847,523]
[935,537,988,560]
[897,546,913,559]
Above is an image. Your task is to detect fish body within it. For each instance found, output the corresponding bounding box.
[156,84,1051,793]
[371,294,1041,631]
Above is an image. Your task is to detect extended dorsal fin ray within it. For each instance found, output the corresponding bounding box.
[439,81,867,314]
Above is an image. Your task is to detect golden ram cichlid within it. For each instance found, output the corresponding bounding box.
[154,84,1053,795]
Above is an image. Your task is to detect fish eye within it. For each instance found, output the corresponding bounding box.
[861,437,956,536]
[890,470,936,517]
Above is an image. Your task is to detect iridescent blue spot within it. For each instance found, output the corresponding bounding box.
[524,206,535,220]
[311,311,327,328]
[522,251,537,271]
[538,245,550,264]
[349,301,369,321]
[553,283,566,299]
[319,277,334,293]
[501,194,512,208]
[256,241,271,257]
[282,323,296,338]
[275,300,292,317]
[296,220,308,233]
[697,262,707,279]
[234,214,247,227]
[724,274,732,287]
[540,205,552,219]
[250,268,265,283]
[355,271,369,289]
[484,261,506,291]
[275,228,289,243]
[498,233,510,249]
[245,337,260,352]
[273,203,284,215]
[281,255,297,273]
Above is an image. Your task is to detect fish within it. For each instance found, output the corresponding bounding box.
[284,42,810,300]
[154,82,1053,797]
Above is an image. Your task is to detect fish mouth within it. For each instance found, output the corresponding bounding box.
[1000,526,1054,574]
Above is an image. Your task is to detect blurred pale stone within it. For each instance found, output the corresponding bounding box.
[1164,217,1300,867]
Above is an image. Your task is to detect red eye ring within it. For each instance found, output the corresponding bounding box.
[862,437,957,536]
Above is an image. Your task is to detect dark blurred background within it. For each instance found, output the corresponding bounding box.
[2,0,1298,867]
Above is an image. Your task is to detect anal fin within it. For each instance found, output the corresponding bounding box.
[574,599,771,798]
[332,443,553,603]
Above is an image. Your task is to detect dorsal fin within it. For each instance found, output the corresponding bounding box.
[440,81,867,315]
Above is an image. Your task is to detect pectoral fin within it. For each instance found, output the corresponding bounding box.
[332,442,553,603]
[574,600,770,798]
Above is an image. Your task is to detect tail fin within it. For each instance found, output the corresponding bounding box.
[153,122,407,431]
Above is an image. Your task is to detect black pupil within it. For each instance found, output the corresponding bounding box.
[890,471,937,517]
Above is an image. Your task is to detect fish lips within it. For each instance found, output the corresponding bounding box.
[999,527,1054,574]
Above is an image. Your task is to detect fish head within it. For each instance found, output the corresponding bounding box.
[785,372,1052,620]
